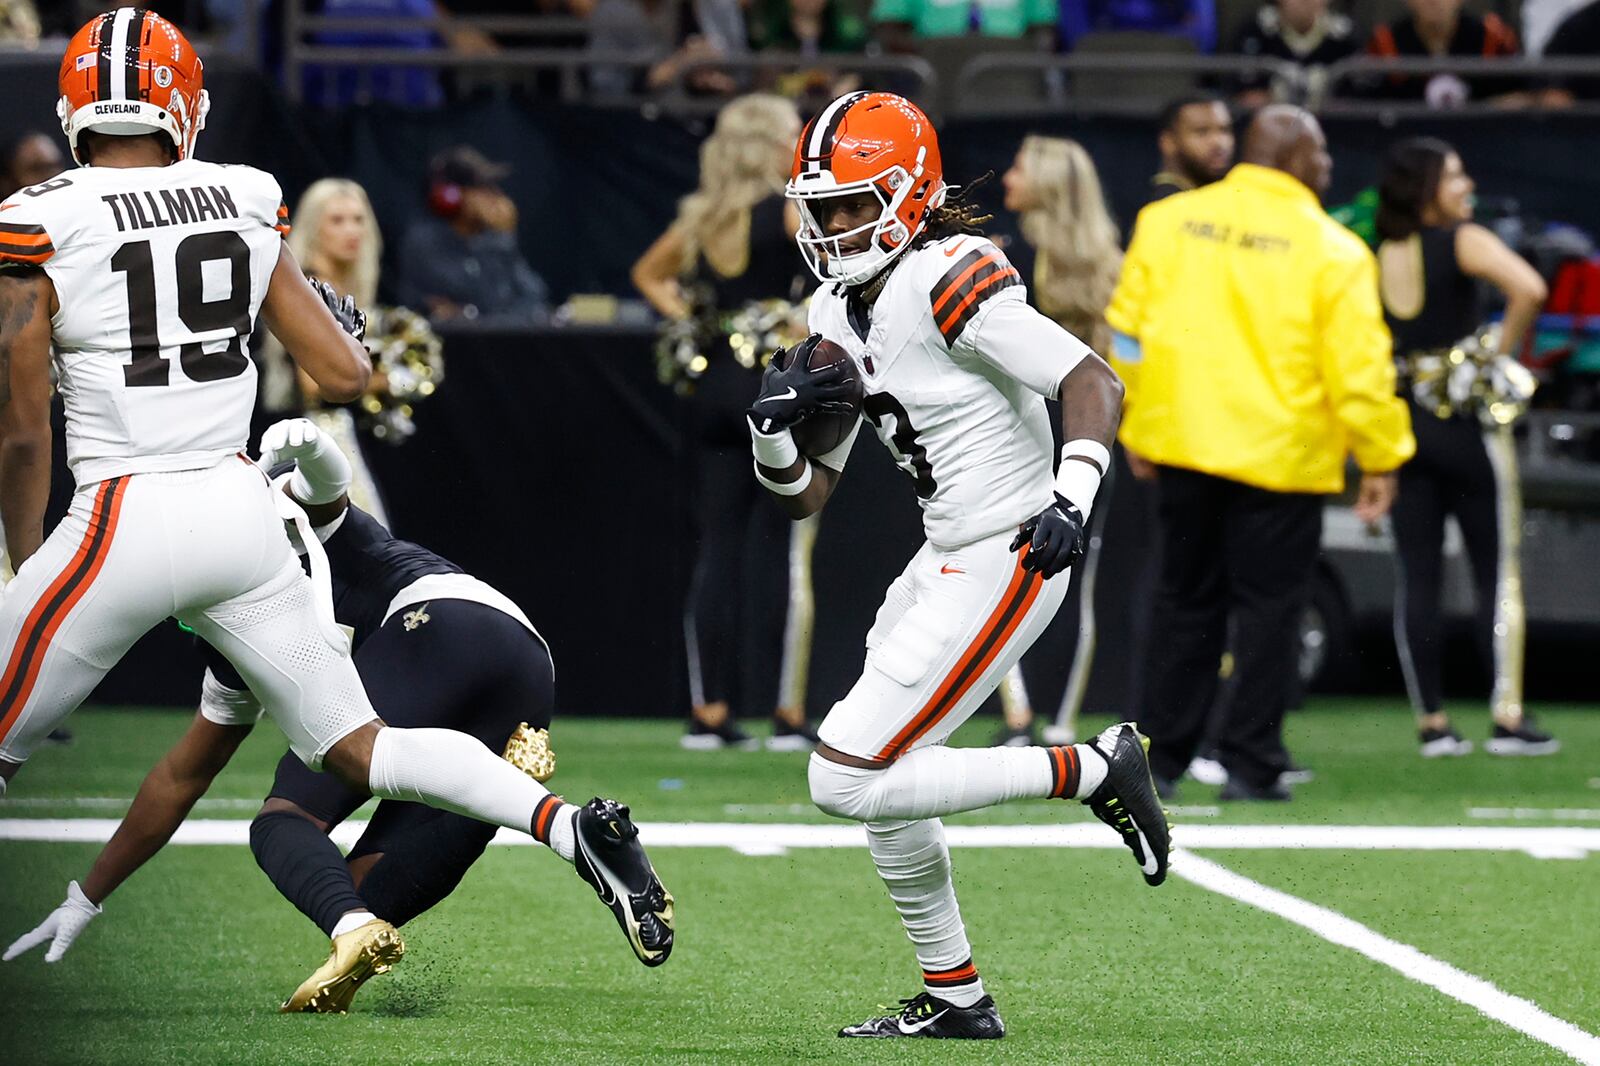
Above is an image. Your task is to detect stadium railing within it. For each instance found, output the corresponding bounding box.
[282,1,938,112]
[283,3,646,106]
[952,53,1600,118]
[661,54,940,114]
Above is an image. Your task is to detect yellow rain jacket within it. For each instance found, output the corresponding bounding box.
[1106,164,1415,493]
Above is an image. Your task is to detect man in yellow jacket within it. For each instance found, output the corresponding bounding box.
[1106,105,1415,801]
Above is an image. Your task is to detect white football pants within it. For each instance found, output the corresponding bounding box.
[0,457,375,768]
[812,529,1073,1001]
[818,529,1069,762]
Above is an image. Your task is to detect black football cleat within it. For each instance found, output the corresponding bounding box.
[1084,723,1172,887]
[1485,719,1560,757]
[1219,776,1291,802]
[839,993,1005,1039]
[1419,726,1472,758]
[680,719,758,751]
[572,798,675,967]
[766,716,821,752]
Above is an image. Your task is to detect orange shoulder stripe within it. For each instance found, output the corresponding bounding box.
[931,252,1005,318]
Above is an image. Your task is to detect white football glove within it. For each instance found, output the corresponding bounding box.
[257,418,352,505]
[257,417,330,470]
[3,881,101,963]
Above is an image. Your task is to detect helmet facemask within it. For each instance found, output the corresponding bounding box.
[788,147,944,287]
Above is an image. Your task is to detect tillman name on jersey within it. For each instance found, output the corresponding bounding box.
[100,184,241,233]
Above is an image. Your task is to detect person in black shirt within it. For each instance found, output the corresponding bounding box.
[1147,94,1235,205]
[1365,0,1529,106]
[396,146,551,323]
[1544,0,1600,99]
[1375,138,1557,758]
[1231,0,1360,106]
[633,95,820,751]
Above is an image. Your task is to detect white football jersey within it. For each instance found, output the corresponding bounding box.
[808,235,1094,549]
[0,160,288,484]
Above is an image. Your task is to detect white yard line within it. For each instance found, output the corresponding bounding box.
[0,797,261,811]
[4,819,1600,859]
[1469,807,1600,823]
[1174,851,1600,1066]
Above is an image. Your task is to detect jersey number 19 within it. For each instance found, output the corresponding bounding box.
[112,230,253,388]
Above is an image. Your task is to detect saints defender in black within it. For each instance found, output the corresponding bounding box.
[38,418,673,1012]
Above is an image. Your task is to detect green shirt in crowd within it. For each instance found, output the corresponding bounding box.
[871,0,1058,38]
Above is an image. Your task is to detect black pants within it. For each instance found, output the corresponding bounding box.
[267,599,554,868]
[1139,468,1323,789]
[684,357,789,716]
[1391,403,1500,716]
[1098,445,1161,717]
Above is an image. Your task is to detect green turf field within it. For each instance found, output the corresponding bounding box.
[3,700,1598,1065]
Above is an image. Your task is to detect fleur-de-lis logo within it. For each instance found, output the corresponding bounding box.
[403,603,431,631]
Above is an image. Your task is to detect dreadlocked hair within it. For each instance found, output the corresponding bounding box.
[913,172,994,248]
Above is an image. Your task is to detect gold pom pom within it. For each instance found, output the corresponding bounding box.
[502,723,556,782]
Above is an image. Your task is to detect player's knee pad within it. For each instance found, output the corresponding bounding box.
[807,751,884,822]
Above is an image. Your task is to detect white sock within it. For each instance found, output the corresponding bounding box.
[330,909,377,939]
[532,795,578,863]
[1074,743,1108,798]
[866,818,986,1008]
[368,726,546,833]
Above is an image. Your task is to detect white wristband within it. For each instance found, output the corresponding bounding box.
[1056,443,1106,517]
[749,420,800,470]
[1062,438,1111,475]
[754,459,814,497]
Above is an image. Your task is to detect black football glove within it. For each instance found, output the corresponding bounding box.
[746,333,857,435]
[1009,494,1087,578]
[309,277,367,342]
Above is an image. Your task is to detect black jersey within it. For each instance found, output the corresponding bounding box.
[321,505,463,648]
[1382,225,1480,357]
[689,194,805,311]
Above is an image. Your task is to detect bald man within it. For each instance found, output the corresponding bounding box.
[1105,106,1414,801]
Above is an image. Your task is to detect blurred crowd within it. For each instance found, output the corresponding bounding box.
[4,0,1600,107]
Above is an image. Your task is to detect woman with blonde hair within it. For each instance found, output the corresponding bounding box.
[1004,136,1123,355]
[264,178,440,525]
[633,94,818,751]
[995,136,1123,746]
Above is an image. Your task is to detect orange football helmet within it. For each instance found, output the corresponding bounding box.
[57,8,209,164]
[786,92,946,286]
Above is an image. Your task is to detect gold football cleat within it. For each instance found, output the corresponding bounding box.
[279,919,406,1014]
[502,722,556,782]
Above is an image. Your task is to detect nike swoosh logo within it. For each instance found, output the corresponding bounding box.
[760,387,798,404]
[580,842,619,906]
[940,565,964,574]
[898,1009,949,1034]
[943,240,966,258]
[0,204,15,212]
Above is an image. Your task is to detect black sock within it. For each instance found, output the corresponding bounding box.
[355,813,497,928]
[250,810,369,938]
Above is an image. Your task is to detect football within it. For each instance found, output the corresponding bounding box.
[783,336,864,457]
